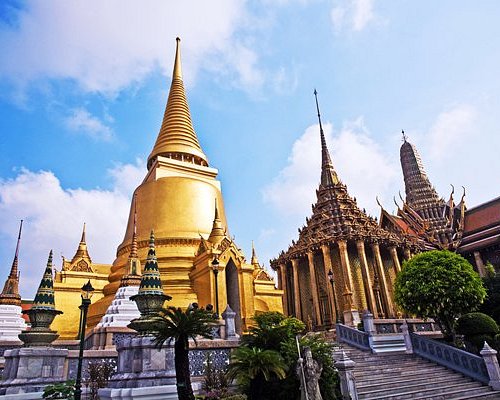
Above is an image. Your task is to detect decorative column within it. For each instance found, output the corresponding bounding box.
[404,248,411,260]
[291,258,301,320]
[307,250,322,327]
[321,244,336,324]
[371,243,395,318]
[389,246,401,274]
[480,342,500,390]
[356,240,377,317]
[278,263,288,315]
[338,240,358,326]
[474,251,487,278]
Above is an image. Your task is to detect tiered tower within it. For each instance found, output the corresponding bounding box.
[88,38,283,332]
[380,133,465,251]
[0,221,27,342]
[271,92,412,326]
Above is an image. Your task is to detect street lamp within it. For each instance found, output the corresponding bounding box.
[211,257,220,317]
[75,280,94,400]
[328,269,341,324]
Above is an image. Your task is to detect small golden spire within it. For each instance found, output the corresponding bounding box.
[71,222,92,264]
[147,37,208,169]
[208,199,225,245]
[0,220,23,306]
[251,241,260,268]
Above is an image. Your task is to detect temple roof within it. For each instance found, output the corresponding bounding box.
[147,38,208,169]
[272,93,403,264]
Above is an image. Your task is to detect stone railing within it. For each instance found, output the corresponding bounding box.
[374,318,440,335]
[410,333,489,384]
[336,323,370,351]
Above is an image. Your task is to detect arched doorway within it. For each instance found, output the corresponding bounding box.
[225,259,242,333]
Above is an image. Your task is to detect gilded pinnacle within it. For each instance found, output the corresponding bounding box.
[147,37,208,168]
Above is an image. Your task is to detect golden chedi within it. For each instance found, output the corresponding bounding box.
[88,38,283,332]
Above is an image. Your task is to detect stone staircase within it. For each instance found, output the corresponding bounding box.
[336,344,500,399]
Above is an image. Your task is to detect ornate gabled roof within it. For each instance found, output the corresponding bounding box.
[272,93,403,265]
[147,37,208,169]
[398,133,465,250]
[32,250,57,310]
[67,223,93,273]
[0,220,23,306]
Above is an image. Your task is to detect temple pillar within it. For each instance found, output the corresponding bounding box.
[291,258,301,320]
[356,240,378,317]
[307,250,322,327]
[321,244,336,324]
[404,248,411,260]
[474,251,487,278]
[371,243,395,318]
[278,263,288,315]
[389,246,401,274]
[338,240,358,326]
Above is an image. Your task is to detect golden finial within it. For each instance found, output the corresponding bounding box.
[80,222,86,244]
[173,37,182,80]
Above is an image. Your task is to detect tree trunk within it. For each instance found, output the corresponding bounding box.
[175,337,194,400]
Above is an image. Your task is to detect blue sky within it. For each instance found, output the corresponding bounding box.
[1,0,500,297]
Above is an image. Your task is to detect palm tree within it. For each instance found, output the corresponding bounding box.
[151,306,217,400]
[228,346,288,400]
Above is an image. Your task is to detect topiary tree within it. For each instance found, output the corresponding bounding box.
[394,250,486,341]
[457,312,499,352]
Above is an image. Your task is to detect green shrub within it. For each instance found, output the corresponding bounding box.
[42,380,75,399]
[457,312,499,336]
[467,333,495,352]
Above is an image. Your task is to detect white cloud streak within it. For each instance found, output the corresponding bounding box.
[0,160,145,297]
[331,0,376,33]
[262,118,398,219]
[64,108,114,141]
[0,0,266,95]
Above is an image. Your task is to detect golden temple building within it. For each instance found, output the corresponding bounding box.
[52,224,111,339]
[271,93,421,328]
[83,38,283,334]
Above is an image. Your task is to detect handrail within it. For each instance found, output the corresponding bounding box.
[411,333,489,384]
[336,323,370,351]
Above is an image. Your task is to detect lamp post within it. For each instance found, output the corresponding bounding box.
[328,269,341,324]
[75,280,94,400]
[211,257,220,317]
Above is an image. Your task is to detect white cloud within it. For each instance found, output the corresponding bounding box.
[262,118,398,219]
[0,0,266,95]
[65,108,113,141]
[426,104,477,161]
[0,160,145,298]
[331,0,376,33]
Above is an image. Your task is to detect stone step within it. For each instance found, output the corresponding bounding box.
[353,359,427,371]
[354,363,447,376]
[356,372,467,391]
[411,386,499,400]
[358,382,488,400]
[356,368,459,386]
[358,375,472,398]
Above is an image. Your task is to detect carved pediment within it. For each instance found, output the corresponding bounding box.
[71,259,93,273]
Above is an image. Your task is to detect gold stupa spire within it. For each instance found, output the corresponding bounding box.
[208,199,225,245]
[147,37,208,169]
[0,220,23,306]
[71,222,91,264]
